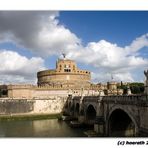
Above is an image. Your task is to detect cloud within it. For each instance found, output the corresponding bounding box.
[0,50,45,84]
[92,72,134,83]
[0,11,147,83]
[67,34,148,82]
[125,33,148,53]
[0,11,80,56]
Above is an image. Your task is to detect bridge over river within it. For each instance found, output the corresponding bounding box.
[64,94,148,137]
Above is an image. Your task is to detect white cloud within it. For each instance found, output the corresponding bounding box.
[0,11,81,84]
[0,11,148,83]
[125,33,148,53]
[68,36,148,69]
[0,50,45,84]
[0,11,81,56]
[92,72,134,83]
[67,34,148,82]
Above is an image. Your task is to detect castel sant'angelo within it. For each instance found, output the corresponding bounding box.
[37,54,91,89]
[0,54,147,116]
[0,54,132,99]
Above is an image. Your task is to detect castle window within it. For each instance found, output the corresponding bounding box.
[64,69,71,72]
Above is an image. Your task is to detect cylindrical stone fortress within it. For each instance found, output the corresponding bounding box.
[37,57,91,89]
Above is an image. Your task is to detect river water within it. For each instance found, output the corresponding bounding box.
[0,119,90,137]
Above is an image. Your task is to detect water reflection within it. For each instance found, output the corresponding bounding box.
[0,119,87,137]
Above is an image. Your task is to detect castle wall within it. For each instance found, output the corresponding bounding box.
[0,99,34,114]
[7,85,34,99]
[2,85,68,115]
[0,96,67,115]
[38,73,90,82]
[37,72,90,87]
[8,89,33,99]
[32,89,68,98]
[32,97,67,114]
[7,85,69,99]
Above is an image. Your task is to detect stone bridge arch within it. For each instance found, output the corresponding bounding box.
[67,101,74,115]
[85,104,97,125]
[107,105,139,137]
[75,103,80,116]
[68,101,71,110]
[68,101,71,106]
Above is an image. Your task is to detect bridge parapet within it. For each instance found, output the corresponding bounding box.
[103,95,148,106]
[83,96,99,103]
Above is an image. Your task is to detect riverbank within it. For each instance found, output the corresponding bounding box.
[0,113,61,121]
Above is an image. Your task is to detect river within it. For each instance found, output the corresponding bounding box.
[0,119,90,137]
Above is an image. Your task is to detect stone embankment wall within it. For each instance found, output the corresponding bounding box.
[0,96,67,115]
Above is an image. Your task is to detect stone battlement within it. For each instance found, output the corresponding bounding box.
[7,84,36,89]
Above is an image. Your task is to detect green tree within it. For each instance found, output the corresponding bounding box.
[117,85,128,94]
[117,82,144,94]
[129,82,144,94]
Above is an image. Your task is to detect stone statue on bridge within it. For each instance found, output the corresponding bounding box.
[144,70,148,95]
[144,70,148,78]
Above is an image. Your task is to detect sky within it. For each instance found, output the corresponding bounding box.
[0,11,148,84]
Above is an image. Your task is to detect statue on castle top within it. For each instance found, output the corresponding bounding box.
[110,74,115,82]
[62,53,66,59]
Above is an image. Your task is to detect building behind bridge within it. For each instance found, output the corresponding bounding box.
[0,56,147,99]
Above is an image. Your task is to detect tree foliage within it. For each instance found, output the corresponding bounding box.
[129,83,144,94]
[117,85,128,94]
[117,82,144,94]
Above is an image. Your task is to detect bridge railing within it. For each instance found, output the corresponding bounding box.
[83,96,99,103]
[103,95,148,106]
[70,96,99,102]
[67,94,148,106]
